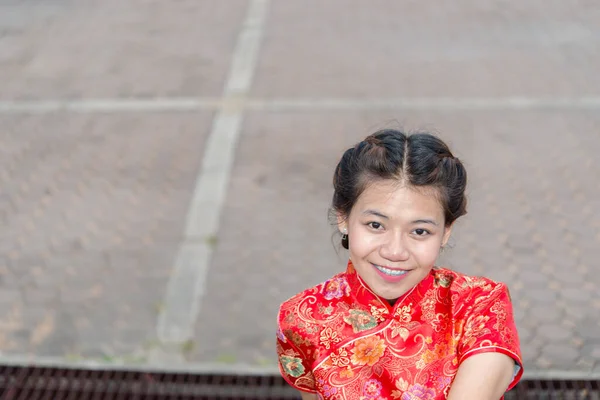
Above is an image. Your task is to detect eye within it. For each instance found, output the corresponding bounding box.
[367,222,383,230]
[413,228,430,236]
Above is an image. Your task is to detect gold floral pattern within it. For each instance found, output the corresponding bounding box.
[370,305,389,322]
[350,335,386,366]
[461,314,491,348]
[420,290,437,322]
[394,303,413,322]
[319,327,342,349]
[390,324,409,340]
[276,261,523,399]
[327,347,350,368]
[421,342,452,364]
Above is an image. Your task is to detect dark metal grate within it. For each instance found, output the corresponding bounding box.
[0,366,297,400]
[505,379,600,400]
[0,365,599,399]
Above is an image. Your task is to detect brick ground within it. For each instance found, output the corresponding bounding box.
[1,0,600,375]
[0,0,247,99]
[0,112,214,360]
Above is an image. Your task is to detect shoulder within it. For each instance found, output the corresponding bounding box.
[432,268,512,314]
[278,271,351,329]
[433,267,507,294]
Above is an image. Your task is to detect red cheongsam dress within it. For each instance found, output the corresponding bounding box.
[276,261,523,399]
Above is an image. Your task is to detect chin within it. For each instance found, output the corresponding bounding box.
[383,291,407,301]
[373,286,408,301]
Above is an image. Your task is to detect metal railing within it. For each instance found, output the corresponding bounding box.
[0,365,598,399]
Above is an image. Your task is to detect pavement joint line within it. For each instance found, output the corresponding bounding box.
[152,0,270,364]
[0,355,598,380]
[4,96,600,113]
[0,98,221,113]
[247,96,600,110]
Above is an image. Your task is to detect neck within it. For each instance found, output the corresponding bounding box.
[386,298,399,306]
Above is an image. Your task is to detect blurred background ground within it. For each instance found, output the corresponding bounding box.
[1,0,600,378]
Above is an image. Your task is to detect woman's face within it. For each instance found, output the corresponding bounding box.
[339,180,452,301]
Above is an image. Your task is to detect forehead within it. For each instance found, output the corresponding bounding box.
[352,180,444,220]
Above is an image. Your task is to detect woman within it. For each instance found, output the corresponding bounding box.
[276,130,523,399]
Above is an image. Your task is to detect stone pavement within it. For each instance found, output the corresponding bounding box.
[1,0,600,379]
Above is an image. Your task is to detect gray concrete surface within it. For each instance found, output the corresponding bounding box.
[1,0,599,378]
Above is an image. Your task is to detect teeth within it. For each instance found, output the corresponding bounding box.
[374,265,407,276]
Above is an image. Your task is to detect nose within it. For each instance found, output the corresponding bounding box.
[379,232,410,262]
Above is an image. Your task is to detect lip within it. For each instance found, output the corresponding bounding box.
[371,263,411,283]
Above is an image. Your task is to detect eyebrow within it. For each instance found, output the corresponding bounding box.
[362,210,439,226]
[412,219,439,226]
[362,209,389,219]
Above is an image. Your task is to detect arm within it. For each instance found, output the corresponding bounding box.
[447,352,515,400]
[298,391,319,400]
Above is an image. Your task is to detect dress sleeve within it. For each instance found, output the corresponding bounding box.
[457,283,524,390]
[276,306,317,393]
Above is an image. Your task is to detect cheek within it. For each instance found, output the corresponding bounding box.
[348,226,380,255]
[412,240,442,263]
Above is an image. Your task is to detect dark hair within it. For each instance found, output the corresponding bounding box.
[332,129,467,249]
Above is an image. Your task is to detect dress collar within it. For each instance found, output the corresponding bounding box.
[345,259,432,314]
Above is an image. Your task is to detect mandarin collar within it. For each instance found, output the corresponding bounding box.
[345,259,432,314]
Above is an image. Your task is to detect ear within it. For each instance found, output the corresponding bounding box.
[441,223,453,247]
[336,213,348,234]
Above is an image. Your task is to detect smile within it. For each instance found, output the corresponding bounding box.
[373,264,408,277]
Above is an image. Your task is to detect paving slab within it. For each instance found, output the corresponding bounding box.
[253,0,600,97]
[192,109,600,373]
[0,112,213,361]
[0,0,247,100]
